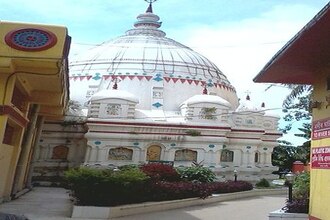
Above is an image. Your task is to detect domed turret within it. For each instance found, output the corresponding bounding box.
[236,95,263,114]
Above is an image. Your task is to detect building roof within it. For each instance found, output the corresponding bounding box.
[181,94,231,108]
[91,89,139,103]
[254,3,330,84]
[236,95,263,113]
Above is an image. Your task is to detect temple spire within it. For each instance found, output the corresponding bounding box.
[146,3,153,13]
[145,0,157,13]
[126,0,165,37]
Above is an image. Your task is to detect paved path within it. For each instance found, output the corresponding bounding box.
[0,187,286,220]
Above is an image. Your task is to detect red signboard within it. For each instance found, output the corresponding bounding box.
[312,118,330,140]
[311,146,330,169]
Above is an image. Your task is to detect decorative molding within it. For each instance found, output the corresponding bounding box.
[69,74,235,91]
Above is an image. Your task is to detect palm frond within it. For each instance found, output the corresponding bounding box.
[282,85,312,108]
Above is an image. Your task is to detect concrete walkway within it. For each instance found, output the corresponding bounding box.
[0,187,286,220]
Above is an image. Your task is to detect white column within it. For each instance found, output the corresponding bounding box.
[197,149,204,163]
[265,152,272,165]
[209,150,218,165]
[89,146,98,162]
[247,151,255,166]
[139,149,146,163]
[168,149,176,162]
[132,148,140,163]
[231,149,240,166]
[96,146,107,162]
[260,152,266,165]
[163,149,170,161]
[241,150,248,166]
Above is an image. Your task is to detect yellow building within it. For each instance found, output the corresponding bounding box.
[0,21,70,202]
[254,3,330,220]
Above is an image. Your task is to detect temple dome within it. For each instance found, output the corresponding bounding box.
[69,5,239,111]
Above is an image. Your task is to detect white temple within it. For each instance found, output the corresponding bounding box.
[33,3,281,184]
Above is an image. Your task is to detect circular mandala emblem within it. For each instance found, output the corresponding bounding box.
[5,28,57,51]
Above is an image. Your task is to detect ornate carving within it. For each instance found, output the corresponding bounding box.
[106,104,121,115]
[109,147,133,160]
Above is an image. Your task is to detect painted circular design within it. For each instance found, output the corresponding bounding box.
[5,28,57,51]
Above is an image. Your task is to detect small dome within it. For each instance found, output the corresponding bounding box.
[236,95,262,113]
[91,90,139,103]
[181,94,231,108]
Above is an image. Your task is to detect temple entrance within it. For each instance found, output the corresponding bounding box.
[146,145,161,161]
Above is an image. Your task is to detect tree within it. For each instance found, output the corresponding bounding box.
[281,85,312,134]
[272,140,297,170]
[282,85,312,164]
[272,85,312,170]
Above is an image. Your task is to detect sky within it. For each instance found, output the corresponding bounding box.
[1,0,329,145]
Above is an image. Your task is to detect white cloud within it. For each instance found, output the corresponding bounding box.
[168,3,319,145]
[171,3,318,107]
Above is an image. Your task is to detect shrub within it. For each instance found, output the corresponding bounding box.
[140,163,180,182]
[210,181,253,194]
[283,172,310,214]
[255,178,270,188]
[64,168,110,205]
[65,167,254,206]
[64,167,150,206]
[118,164,139,171]
[149,181,213,201]
[293,172,310,199]
[284,197,309,213]
[177,166,216,183]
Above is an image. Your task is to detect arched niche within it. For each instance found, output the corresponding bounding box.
[146,145,162,161]
[174,149,197,162]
